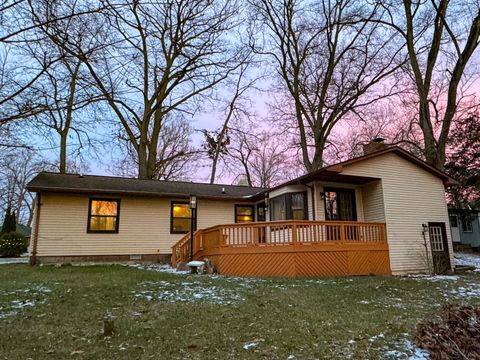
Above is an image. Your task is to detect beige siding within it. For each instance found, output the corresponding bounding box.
[34,193,251,256]
[341,152,453,274]
[361,180,386,223]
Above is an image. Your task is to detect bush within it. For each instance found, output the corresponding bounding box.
[0,232,28,257]
[414,303,480,359]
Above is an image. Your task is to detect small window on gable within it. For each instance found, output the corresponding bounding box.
[235,205,254,223]
[171,202,194,234]
[88,199,120,233]
[462,216,473,233]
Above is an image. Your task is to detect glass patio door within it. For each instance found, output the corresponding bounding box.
[324,188,357,221]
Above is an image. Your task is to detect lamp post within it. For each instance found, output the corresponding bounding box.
[189,194,197,261]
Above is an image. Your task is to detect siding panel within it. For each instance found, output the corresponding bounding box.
[35,193,251,256]
[341,153,453,274]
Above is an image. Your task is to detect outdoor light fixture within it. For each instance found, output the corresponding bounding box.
[422,223,428,234]
[189,194,197,261]
[189,194,197,209]
[320,192,325,200]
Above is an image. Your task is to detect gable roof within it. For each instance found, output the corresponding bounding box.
[323,146,458,187]
[267,146,457,191]
[27,147,457,200]
[27,172,266,201]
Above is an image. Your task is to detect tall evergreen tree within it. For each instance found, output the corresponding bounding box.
[1,207,16,234]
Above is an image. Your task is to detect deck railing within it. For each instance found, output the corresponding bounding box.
[171,220,387,268]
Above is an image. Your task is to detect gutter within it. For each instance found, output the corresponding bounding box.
[30,193,41,266]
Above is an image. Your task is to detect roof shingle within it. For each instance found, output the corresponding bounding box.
[27,172,267,200]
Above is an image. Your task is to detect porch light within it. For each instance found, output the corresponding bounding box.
[189,194,197,209]
[320,192,325,200]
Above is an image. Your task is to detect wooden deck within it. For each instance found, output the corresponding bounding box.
[171,221,391,278]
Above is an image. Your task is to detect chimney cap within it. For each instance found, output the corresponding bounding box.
[373,137,385,143]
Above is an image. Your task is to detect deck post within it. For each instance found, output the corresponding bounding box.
[292,222,298,244]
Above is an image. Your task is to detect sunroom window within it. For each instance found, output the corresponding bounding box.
[270,192,307,221]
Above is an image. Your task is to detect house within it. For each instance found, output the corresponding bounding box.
[26,143,457,277]
[16,223,32,242]
[449,208,480,249]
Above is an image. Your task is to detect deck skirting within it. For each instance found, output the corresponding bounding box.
[201,243,391,277]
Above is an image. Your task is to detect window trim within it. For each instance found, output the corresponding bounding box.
[87,198,121,234]
[235,204,255,223]
[269,191,308,221]
[170,201,196,234]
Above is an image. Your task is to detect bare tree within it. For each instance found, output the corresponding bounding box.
[0,148,47,225]
[226,123,298,187]
[0,0,103,125]
[248,0,405,172]
[115,116,198,181]
[380,0,480,170]
[33,0,246,179]
[24,49,103,173]
[202,64,261,184]
[325,100,425,163]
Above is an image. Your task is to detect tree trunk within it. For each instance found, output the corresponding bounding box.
[59,132,67,173]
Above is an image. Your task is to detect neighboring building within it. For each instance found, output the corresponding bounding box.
[449,208,480,248]
[16,223,32,241]
[27,144,457,276]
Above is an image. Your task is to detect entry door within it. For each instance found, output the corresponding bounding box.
[324,188,357,240]
[428,222,451,274]
[324,188,357,221]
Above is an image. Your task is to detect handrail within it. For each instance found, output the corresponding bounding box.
[171,221,387,267]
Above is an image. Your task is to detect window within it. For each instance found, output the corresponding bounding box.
[462,216,473,233]
[429,226,444,251]
[87,199,120,233]
[171,202,194,234]
[270,192,307,220]
[235,205,254,223]
[449,215,458,228]
[324,188,357,221]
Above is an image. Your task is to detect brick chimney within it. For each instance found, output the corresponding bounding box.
[363,138,388,155]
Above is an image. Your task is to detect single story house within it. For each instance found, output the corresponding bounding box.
[449,208,480,248]
[27,143,457,277]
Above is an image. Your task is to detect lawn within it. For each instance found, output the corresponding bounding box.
[1,264,480,359]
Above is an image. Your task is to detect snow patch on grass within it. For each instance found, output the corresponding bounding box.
[408,275,459,282]
[0,284,52,319]
[449,285,480,298]
[0,257,29,265]
[242,341,258,350]
[134,280,242,305]
[455,252,480,272]
[380,338,429,359]
[128,263,189,275]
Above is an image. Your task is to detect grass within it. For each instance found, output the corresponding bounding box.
[1,265,480,359]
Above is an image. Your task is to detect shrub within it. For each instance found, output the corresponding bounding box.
[0,232,28,257]
[414,303,480,359]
